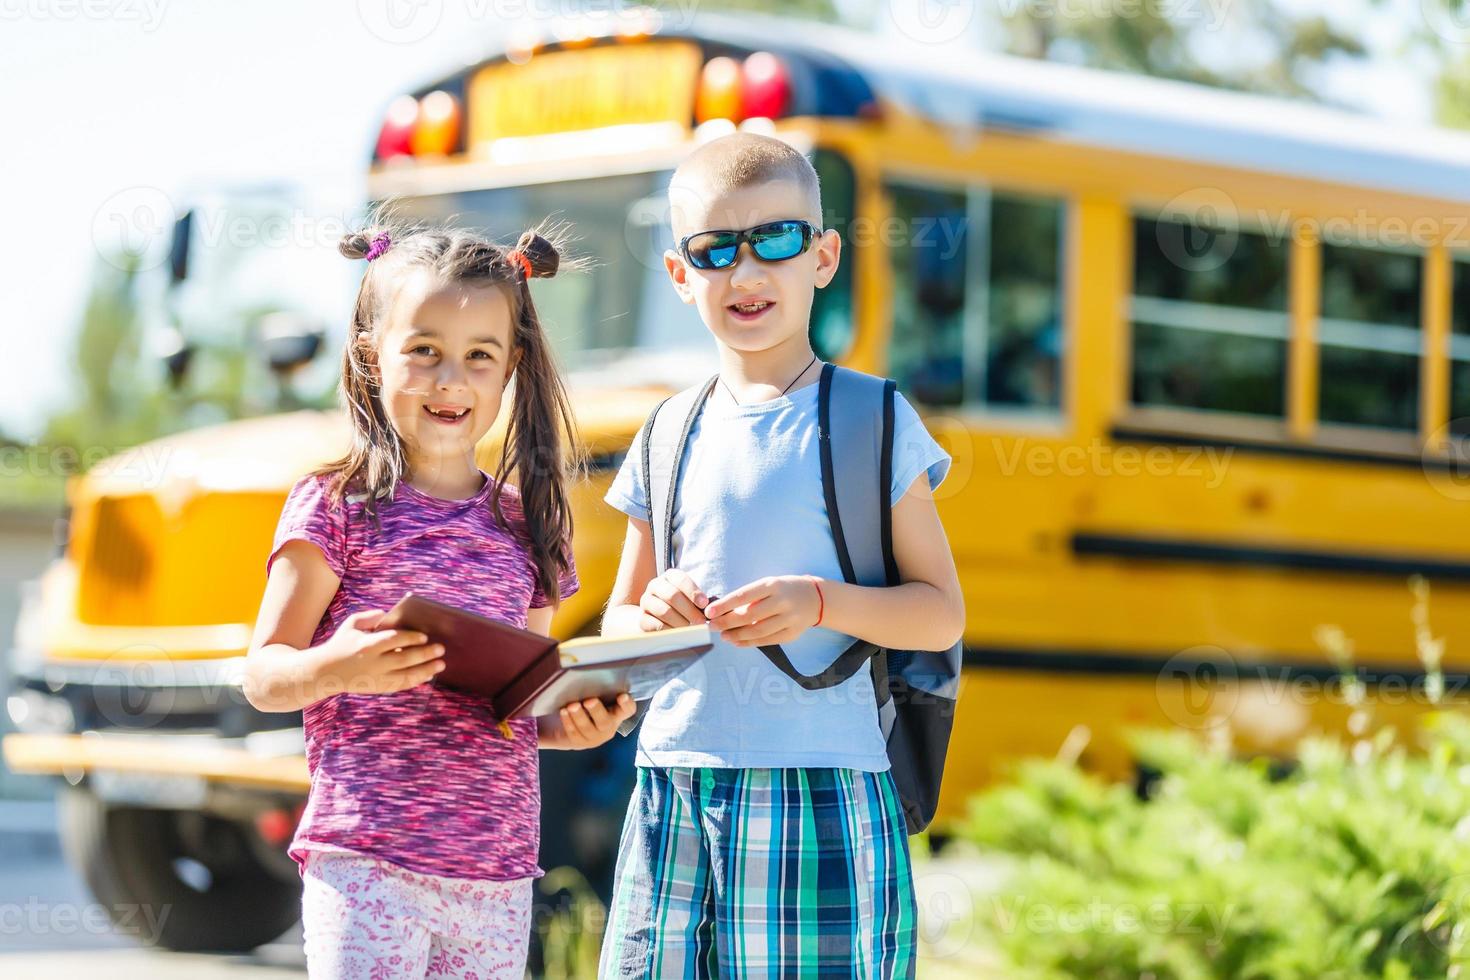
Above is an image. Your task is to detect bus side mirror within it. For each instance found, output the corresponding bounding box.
[260,312,324,374]
[158,327,195,388]
[168,209,193,286]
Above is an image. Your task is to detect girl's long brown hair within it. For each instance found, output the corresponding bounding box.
[317,212,582,606]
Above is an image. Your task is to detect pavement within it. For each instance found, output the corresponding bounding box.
[0,796,307,977]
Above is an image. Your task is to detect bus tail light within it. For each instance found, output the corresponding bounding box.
[375,95,418,161]
[695,56,742,124]
[741,52,791,121]
[696,52,792,125]
[410,90,461,157]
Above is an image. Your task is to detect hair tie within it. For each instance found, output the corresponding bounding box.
[506,249,533,280]
[364,232,392,262]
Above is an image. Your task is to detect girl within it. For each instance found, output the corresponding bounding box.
[244,217,635,979]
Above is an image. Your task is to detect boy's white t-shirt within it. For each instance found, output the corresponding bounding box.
[604,378,951,771]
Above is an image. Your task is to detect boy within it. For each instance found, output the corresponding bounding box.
[599,133,965,978]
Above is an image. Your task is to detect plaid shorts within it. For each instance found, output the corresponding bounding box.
[598,766,917,979]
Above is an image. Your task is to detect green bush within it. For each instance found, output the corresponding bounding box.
[952,712,1470,979]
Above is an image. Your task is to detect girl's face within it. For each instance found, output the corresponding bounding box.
[375,270,518,472]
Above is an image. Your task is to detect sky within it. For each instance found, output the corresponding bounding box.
[0,0,1445,443]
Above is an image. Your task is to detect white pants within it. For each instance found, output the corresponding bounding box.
[300,848,533,979]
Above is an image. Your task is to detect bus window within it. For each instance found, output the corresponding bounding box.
[1318,243,1423,431]
[390,171,715,384]
[810,149,857,362]
[986,194,1063,411]
[1130,216,1288,417]
[888,182,968,406]
[887,182,1064,411]
[1451,258,1470,438]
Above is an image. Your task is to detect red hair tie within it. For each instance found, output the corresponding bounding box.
[506,249,533,280]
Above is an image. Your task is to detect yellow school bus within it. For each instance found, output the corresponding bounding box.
[8,11,1470,950]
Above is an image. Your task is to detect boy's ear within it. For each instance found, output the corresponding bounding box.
[663,249,697,305]
[813,229,842,290]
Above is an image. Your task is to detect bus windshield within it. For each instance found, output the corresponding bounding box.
[393,171,718,388]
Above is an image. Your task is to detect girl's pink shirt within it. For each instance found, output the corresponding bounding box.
[267,470,577,880]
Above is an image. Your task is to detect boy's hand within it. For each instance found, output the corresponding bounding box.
[705,576,821,647]
[540,693,637,749]
[638,569,710,631]
[309,609,446,697]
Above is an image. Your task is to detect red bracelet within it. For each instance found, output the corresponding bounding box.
[808,575,825,627]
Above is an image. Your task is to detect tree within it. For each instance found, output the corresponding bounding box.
[40,252,168,469]
[997,0,1368,103]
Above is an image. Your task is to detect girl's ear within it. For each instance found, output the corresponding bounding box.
[813,229,842,289]
[663,249,697,305]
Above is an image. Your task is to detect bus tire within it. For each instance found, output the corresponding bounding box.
[58,785,302,952]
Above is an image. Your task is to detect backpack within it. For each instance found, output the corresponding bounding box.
[627,361,962,834]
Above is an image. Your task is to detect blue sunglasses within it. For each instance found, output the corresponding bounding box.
[678,219,817,271]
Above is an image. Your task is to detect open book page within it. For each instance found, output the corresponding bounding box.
[556,624,712,667]
[513,624,714,717]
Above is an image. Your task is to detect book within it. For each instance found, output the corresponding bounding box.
[377,592,713,721]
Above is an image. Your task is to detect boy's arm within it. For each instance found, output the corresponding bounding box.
[705,474,965,653]
[602,516,709,637]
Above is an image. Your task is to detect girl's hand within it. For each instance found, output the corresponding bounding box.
[638,569,709,631]
[539,693,637,749]
[308,609,447,698]
[705,576,822,647]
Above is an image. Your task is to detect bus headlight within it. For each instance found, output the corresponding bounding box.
[7,688,75,734]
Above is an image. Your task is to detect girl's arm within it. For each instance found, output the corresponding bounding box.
[705,474,965,653]
[528,604,636,748]
[244,541,445,712]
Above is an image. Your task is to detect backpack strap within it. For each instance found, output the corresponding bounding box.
[615,375,716,738]
[755,363,889,691]
[643,375,719,575]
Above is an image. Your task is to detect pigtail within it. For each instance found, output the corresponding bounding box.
[492,227,583,605]
[512,229,561,279]
[338,231,375,260]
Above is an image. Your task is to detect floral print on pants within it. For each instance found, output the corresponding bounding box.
[301,848,533,979]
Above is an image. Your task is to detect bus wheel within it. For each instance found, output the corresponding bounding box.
[58,785,302,952]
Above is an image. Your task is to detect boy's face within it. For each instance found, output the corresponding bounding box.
[664,179,841,355]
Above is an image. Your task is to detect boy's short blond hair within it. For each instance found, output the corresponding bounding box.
[668,133,822,233]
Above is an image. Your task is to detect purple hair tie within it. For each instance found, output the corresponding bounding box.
[364,232,392,262]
